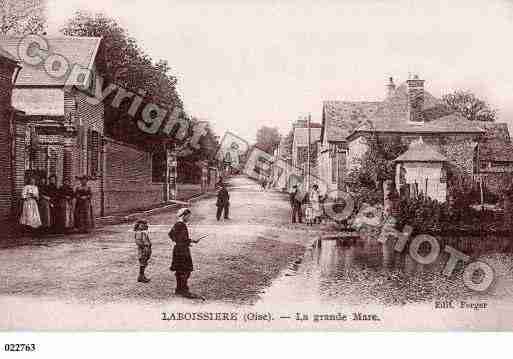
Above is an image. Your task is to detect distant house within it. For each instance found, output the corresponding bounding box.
[319,99,381,193]
[320,74,513,202]
[292,126,321,169]
[290,121,322,190]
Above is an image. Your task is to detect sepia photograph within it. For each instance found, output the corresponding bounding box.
[2,0,513,343]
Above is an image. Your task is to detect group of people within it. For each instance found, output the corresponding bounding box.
[133,180,230,299]
[19,175,95,236]
[289,184,325,225]
[134,207,205,299]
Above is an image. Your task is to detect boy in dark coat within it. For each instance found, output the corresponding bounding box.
[290,185,304,223]
[216,182,230,220]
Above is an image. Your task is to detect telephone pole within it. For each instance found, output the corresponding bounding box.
[307,113,311,193]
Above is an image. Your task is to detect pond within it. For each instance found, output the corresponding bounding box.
[258,233,513,307]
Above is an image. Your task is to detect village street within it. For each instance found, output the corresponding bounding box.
[0,176,333,327]
[4,176,513,330]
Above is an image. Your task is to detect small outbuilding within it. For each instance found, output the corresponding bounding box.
[394,137,448,203]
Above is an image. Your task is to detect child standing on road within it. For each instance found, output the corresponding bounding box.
[305,204,314,226]
[134,220,152,283]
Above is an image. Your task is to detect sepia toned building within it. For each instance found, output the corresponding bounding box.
[0,36,172,223]
[320,74,513,202]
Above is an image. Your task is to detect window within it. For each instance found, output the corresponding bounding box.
[152,151,166,183]
[86,129,101,178]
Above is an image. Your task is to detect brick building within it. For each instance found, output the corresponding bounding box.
[0,36,174,225]
[0,49,21,230]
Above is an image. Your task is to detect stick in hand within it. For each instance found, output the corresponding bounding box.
[192,234,208,243]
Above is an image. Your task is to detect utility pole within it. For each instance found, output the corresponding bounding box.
[307,113,311,193]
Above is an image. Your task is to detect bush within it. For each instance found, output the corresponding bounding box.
[348,183,383,213]
[396,194,451,234]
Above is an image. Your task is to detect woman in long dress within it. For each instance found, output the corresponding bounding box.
[74,175,94,233]
[58,178,75,232]
[310,184,323,224]
[19,177,42,233]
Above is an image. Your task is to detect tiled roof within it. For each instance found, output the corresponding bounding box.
[394,138,447,162]
[344,81,487,139]
[476,122,511,142]
[477,122,513,162]
[372,83,442,122]
[479,141,513,162]
[322,100,381,142]
[322,82,448,143]
[293,127,322,147]
[0,36,101,86]
[351,113,485,136]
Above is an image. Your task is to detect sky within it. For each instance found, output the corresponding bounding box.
[45,0,513,142]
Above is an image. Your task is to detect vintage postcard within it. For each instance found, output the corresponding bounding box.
[1,0,513,334]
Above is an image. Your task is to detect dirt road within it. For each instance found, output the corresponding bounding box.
[0,176,327,306]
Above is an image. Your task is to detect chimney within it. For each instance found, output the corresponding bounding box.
[406,74,425,123]
[293,119,307,128]
[386,77,396,98]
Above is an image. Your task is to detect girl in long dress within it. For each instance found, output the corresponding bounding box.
[74,175,94,233]
[19,177,42,232]
[169,208,202,298]
[310,184,323,224]
[58,178,75,232]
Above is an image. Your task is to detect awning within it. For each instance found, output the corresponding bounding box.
[12,88,64,116]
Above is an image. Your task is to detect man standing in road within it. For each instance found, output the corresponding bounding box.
[290,185,304,224]
[201,165,209,193]
[216,182,230,221]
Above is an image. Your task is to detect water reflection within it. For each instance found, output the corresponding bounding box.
[269,234,513,306]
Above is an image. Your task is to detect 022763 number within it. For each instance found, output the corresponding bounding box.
[4,344,37,352]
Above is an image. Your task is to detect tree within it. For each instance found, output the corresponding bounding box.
[176,119,219,183]
[0,0,45,35]
[442,90,497,122]
[346,134,407,208]
[255,126,281,154]
[61,11,184,149]
[278,129,293,162]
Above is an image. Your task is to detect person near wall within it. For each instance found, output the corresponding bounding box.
[57,178,75,232]
[309,184,323,224]
[19,176,42,234]
[38,176,55,233]
[169,208,202,298]
[201,165,209,193]
[290,185,304,224]
[74,175,95,233]
[216,182,230,220]
[47,175,59,232]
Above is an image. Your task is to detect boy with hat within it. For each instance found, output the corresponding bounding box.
[134,219,152,283]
